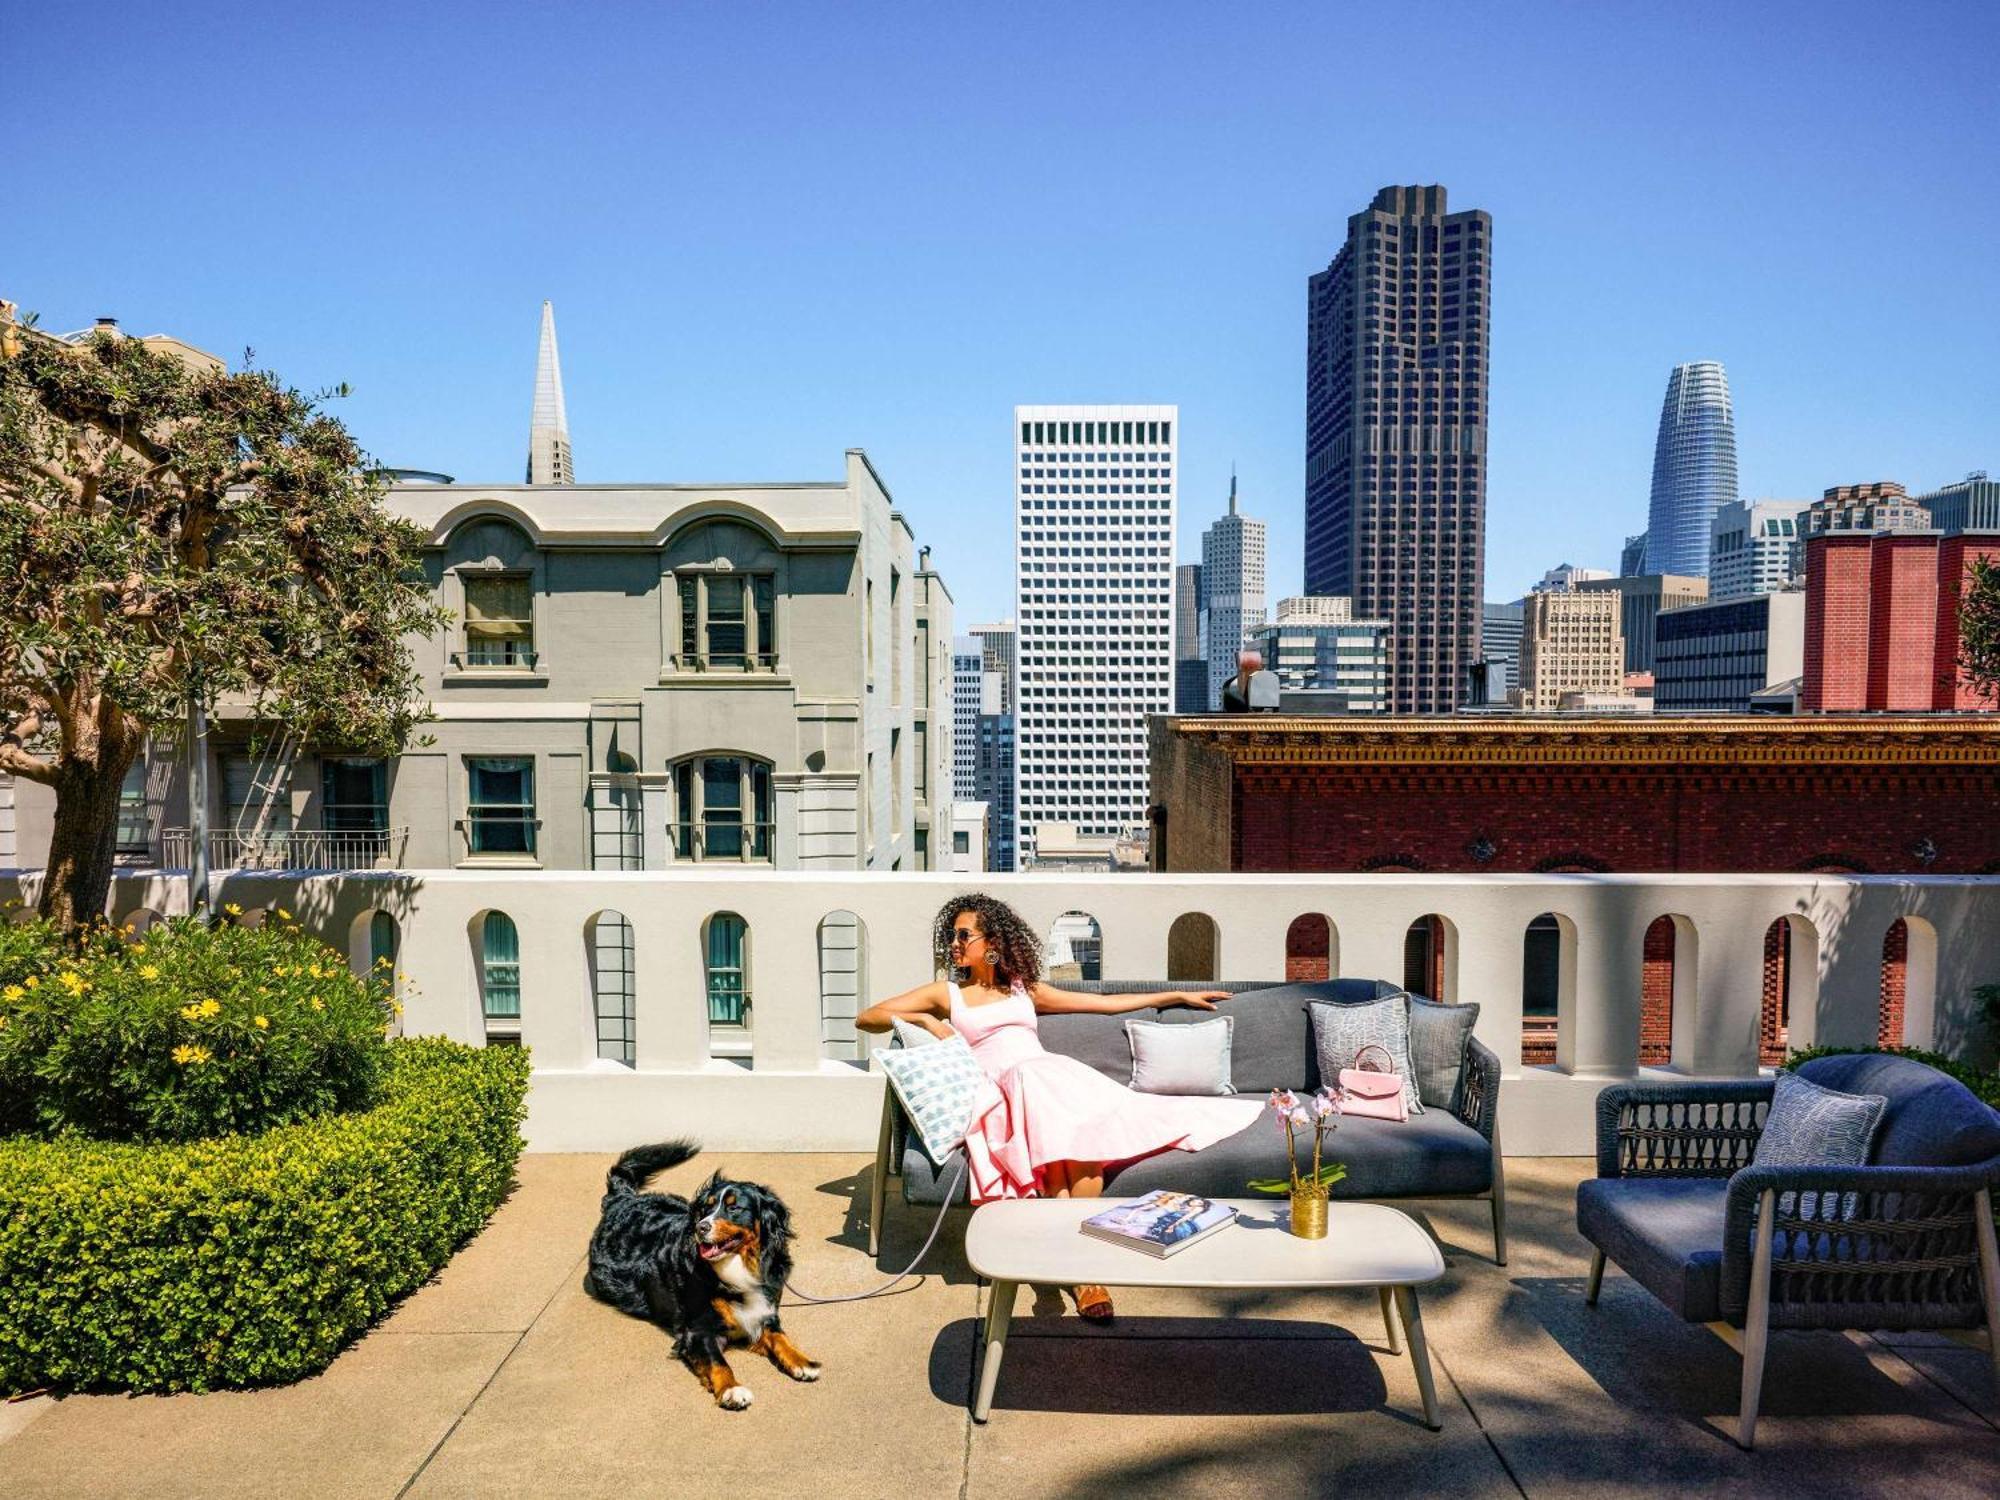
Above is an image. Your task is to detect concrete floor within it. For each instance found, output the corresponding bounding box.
[3,1152,1997,1499]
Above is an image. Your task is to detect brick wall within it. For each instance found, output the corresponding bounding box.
[1148,718,1234,871]
[1879,917,1907,1047]
[1869,535,1942,710]
[1803,534,1874,711]
[1285,913,1331,982]
[1222,766,1995,875]
[1640,916,1675,1065]
[1935,537,2000,711]
[1807,531,2000,711]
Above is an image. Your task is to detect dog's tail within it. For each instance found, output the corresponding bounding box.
[605,1140,701,1195]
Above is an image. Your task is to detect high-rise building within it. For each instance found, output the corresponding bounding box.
[1709,498,1809,601]
[952,639,983,794]
[1478,600,1525,704]
[1305,184,1490,715]
[1654,592,1807,712]
[1803,481,1931,539]
[1246,596,1388,711]
[1515,589,1625,710]
[526,301,574,485]
[1173,563,1207,712]
[1919,471,2000,532]
[968,621,1017,871]
[1577,573,1709,674]
[1014,405,1176,862]
[1200,475,1267,709]
[1644,361,1737,577]
[1801,529,2000,712]
[1620,533,1649,577]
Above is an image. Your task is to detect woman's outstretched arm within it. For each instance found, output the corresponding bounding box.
[855,979,952,1035]
[1027,983,1232,1015]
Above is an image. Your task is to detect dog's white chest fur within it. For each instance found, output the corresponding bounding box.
[714,1255,775,1340]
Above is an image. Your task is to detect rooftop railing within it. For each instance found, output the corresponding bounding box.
[12,868,1994,1155]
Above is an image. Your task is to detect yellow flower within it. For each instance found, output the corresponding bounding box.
[254,1015,269,1030]
[23,975,39,989]
[224,903,242,917]
[139,964,160,981]
[276,908,293,921]
[57,971,88,995]
[2,984,23,1002]
[201,998,220,1018]
[171,1044,211,1065]
[310,997,324,1012]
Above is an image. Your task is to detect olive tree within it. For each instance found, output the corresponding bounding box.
[0,304,446,932]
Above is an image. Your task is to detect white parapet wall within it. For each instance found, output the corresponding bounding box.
[3,868,1995,1155]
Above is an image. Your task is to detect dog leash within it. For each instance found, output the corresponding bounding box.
[783,1160,968,1305]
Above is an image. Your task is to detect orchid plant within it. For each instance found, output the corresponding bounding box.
[1248,1086,1348,1197]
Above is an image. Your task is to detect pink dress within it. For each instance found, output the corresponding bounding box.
[950,982,1263,1203]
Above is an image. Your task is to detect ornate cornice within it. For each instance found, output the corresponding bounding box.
[1168,715,2000,769]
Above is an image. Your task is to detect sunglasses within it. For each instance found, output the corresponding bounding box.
[951,928,984,945]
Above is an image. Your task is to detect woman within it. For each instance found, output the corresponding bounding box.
[856,893,1262,1321]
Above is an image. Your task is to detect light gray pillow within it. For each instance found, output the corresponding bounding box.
[1125,1016,1236,1096]
[892,1016,942,1050]
[1406,995,1479,1111]
[1308,996,1423,1114]
[1753,1071,1888,1219]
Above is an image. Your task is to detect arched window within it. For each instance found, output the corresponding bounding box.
[705,912,751,1036]
[1880,919,1908,1048]
[1285,914,1333,983]
[1048,912,1102,982]
[1640,915,1697,1068]
[671,756,774,862]
[1402,915,1457,1000]
[1522,914,1565,1065]
[478,911,522,1044]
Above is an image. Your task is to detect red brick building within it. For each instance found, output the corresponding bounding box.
[1802,529,2000,711]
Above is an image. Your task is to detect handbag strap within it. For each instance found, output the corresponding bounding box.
[1353,1041,1397,1074]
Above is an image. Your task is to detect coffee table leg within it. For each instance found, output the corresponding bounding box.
[1393,1286,1441,1430]
[1378,1286,1401,1354]
[973,1279,1019,1423]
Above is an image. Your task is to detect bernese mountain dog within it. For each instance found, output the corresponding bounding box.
[582,1140,821,1410]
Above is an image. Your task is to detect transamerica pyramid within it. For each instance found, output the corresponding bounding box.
[526,300,574,484]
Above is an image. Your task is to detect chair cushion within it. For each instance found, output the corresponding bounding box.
[1576,1177,1729,1323]
[1797,1053,2000,1168]
[878,1038,986,1164]
[897,1107,1495,1206]
[1408,996,1481,1112]
[1753,1071,1886,1170]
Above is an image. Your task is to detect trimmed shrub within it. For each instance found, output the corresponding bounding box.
[1784,1043,2000,1110]
[0,912,392,1141]
[0,1038,529,1394]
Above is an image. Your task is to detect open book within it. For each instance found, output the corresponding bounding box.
[1078,1190,1238,1258]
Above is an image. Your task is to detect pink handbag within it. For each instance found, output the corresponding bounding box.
[1337,1042,1409,1122]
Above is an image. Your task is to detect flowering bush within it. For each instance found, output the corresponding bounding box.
[0,910,394,1142]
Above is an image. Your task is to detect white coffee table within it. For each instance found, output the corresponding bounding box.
[964,1197,1447,1427]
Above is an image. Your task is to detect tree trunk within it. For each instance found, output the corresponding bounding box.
[38,757,132,934]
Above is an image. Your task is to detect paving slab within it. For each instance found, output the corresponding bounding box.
[0,1330,516,1500]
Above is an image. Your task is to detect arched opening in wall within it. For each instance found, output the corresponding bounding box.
[703,912,752,1062]
[1887,916,1939,1048]
[1166,912,1219,982]
[1048,912,1102,982]
[1285,914,1334,983]
[471,910,522,1047]
[1761,914,1820,1063]
[587,910,636,1067]
[347,908,399,977]
[818,910,867,1064]
[1402,914,1458,1001]
[1522,914,1574,1066]
[1640,915,1696,1067]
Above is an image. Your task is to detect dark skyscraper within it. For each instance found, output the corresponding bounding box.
[1305,185,1490,714]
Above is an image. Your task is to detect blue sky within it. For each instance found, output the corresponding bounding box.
[10,1,1996,627]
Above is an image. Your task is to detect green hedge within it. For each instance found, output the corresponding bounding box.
[0,1038,529,1394]
[1784,1043,2000,1109]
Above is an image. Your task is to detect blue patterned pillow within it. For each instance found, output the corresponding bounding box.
[880,1035,987,1163]
[1753,1071,1887,1219]
[1308,995,1423,1115]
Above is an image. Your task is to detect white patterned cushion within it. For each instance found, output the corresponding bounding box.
[879,1035,986,1163]
[891,1016,942,1050]
[1308,995,1424,1115]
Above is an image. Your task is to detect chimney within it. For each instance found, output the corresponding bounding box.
[919,544,932,570]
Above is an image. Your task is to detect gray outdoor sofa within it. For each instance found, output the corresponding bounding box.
[867,978,1506,1262]
[1579,1053,2000,1449]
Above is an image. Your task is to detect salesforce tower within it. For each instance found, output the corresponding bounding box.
[1643,361,1738,578]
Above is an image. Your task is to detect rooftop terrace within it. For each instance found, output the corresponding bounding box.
[3,1149,1995,1498]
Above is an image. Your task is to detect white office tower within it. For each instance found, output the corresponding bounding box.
[952,638,982,793]
[1200,474,1267,709]
[526,301,574,484]
[1708,498,1809,602]
[1013,405,1176,865]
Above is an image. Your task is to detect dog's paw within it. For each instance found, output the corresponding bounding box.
[719,1386,754,1411]
[789,1362,822,1383]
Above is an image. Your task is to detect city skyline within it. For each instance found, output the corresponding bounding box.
[9,3,1995,630]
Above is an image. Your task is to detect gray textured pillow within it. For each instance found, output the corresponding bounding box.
[1308,996,1423,1114]
[1754,1071,1887,1169]
[1125,1016,1236,1096]
[1406,995,1480,1111]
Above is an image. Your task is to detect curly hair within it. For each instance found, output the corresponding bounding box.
[932,893,1042,989]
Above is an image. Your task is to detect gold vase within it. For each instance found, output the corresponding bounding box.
[1288,1188,1328,1239]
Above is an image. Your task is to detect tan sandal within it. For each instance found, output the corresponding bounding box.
[1074,1284,1115,1323]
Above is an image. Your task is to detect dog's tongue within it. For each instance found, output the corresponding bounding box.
[698,1243,724,1261]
